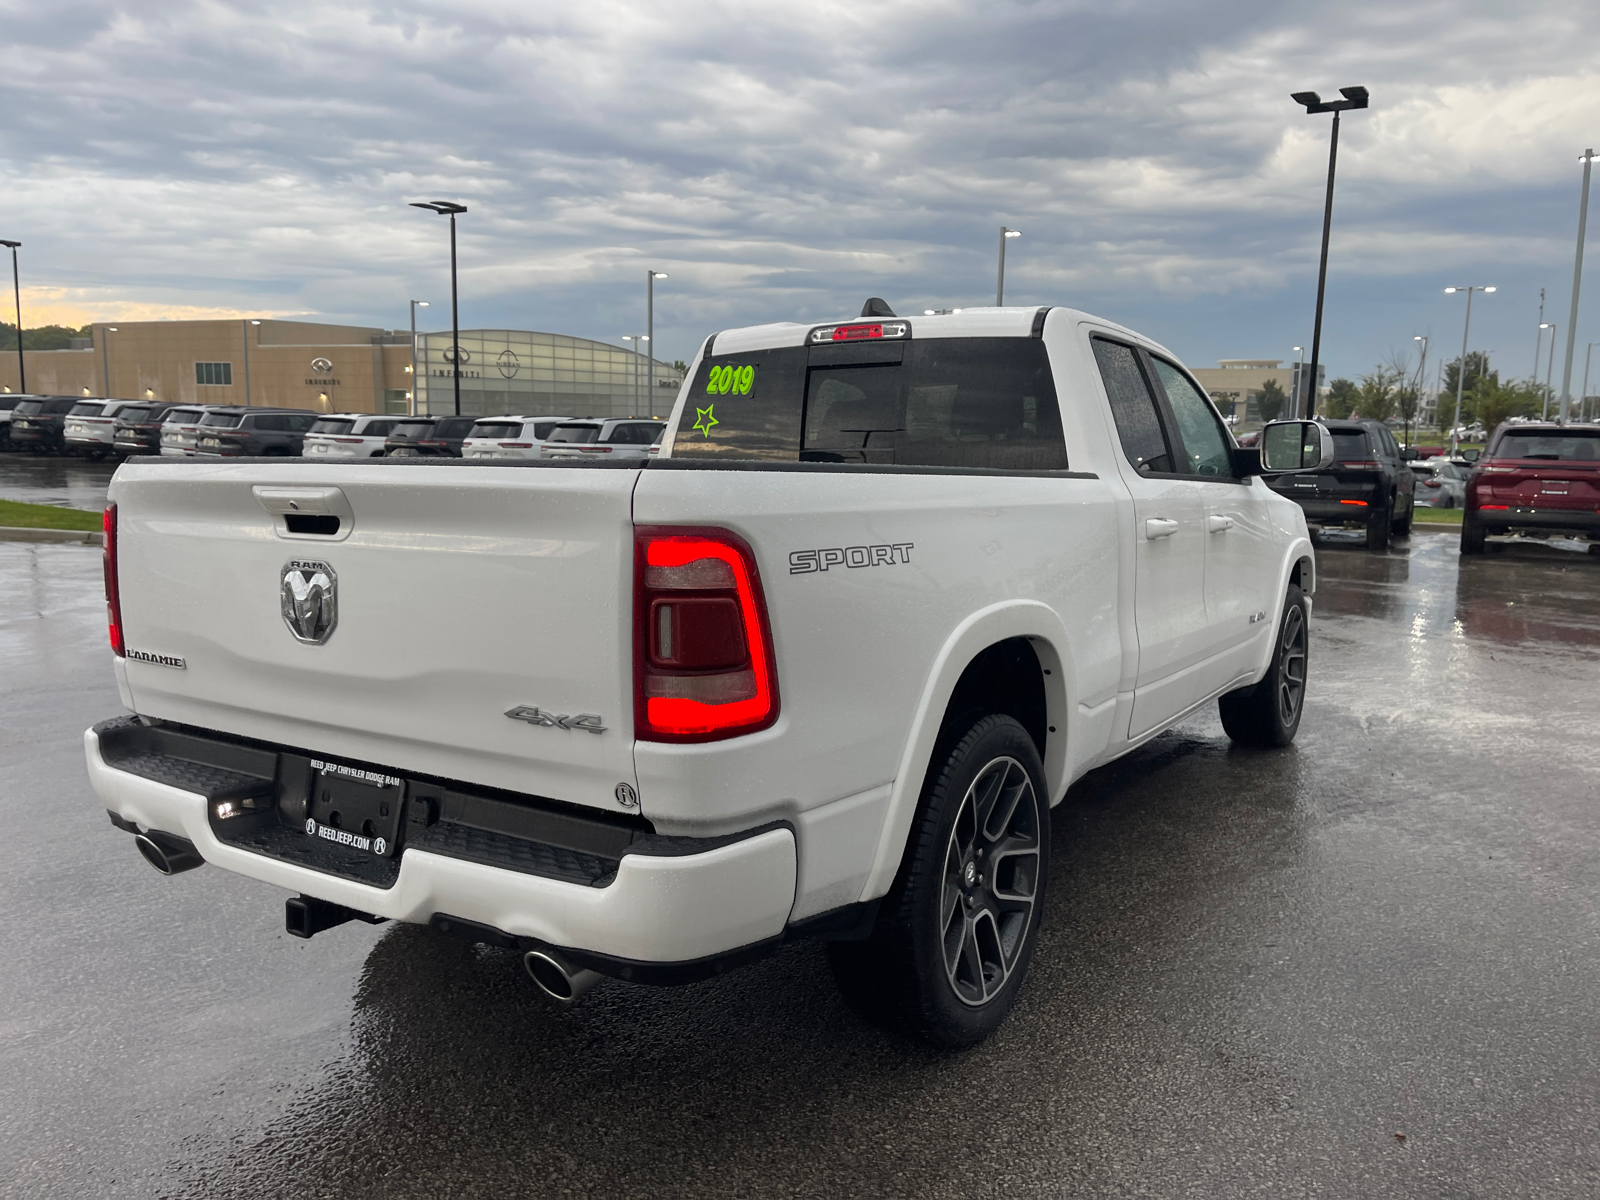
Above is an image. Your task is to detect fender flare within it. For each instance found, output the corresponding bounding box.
[857,600,1075,903]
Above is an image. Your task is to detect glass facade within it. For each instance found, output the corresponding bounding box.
[415,329,683,419]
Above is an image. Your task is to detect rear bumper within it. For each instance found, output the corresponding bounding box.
[1472,507,1600,536]
[83,724,798,965]
[1283,498,1384,524]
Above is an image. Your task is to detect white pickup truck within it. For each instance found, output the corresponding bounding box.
[84,303,1333,1046]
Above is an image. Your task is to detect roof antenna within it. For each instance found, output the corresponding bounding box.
[859,297,896,318]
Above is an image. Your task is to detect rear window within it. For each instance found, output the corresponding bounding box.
[676,338,1067,469]
[604,421,666,445]
[0,397,22,411]
[46,398,79,413]
[311,419,354,435]
[1331,432,1371,462]
[14,400,42,414]
[69,402,107,417]
[389,420,434,438]
[530,420,563,440]
[163,408,203,424]
[363,419,397,437]
[199,412,243,428]
[1491,430,1600,461]
[547,423,600,444]
[469,421,524,440]
[115,406,154,424]
[432,418,476,438]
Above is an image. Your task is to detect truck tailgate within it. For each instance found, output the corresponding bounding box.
[110,461,639,813]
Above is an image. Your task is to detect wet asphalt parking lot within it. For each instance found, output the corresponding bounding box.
[2,461,1599,1198]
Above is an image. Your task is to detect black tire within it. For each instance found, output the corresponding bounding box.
[829,714,1048,1048]
[1460,514,1486,555]
[1219,583,1308,747]
[1366,506,1391,551]
[1391,495,1412,536]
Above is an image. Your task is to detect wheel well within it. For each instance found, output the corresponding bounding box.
[936,637,1048,763]
[1290,555,1312,593]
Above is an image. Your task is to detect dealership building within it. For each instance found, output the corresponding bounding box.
[0,318,680,418]
[1189,359,1326,425]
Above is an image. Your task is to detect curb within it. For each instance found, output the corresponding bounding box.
[0,525,103,545]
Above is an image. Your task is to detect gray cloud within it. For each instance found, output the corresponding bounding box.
[3,0,1599,381]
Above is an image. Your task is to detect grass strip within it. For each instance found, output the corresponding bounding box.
[1413,506,1464,524]
[0,498,104,531]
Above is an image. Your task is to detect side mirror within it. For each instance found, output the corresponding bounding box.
[1460,448,1481,463]
[1259,420,1336,473]
[1401,447,1418,461]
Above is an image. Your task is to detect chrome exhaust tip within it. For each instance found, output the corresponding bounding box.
[523,949,601,1006]
[133,831,205,876]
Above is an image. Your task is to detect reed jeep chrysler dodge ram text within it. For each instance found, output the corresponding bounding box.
[84,302,1332,1045]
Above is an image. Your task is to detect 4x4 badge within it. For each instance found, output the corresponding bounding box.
[505,705,606,734]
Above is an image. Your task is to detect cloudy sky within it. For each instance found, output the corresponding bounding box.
[4,0,1600,387]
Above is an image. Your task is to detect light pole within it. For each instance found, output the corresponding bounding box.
[1445,285,1495,453]
[1292,345,1305,412]
[1559,149,1596,423]
[1581,341,1598,423]
[996,227,1021,305]
[240,318,260,406]
[409,201,468,416]
[647,270,667,416]
[100,326,117,398]
[622,335,646,417]
[409,300,429,415]
[1411,335,1428,447]
[1,239,23,394]
[1532,287,1546,379]
[1540,322,1558,418]
[1291,85,1370,418]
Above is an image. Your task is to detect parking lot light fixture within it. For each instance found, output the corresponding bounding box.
[1293,345,1305,411]
[1580,342,1599,423]
[997,227,1021,306]
[410,201,468,416]
[1559,150,1596,424]
[1540,322,1558,418]
[647,271,668,417]
[1412,335,1429,442]
[1,239,23,394]
[1292,86,1370,418]
[1445,285,1495,454]
[409,300,429,415]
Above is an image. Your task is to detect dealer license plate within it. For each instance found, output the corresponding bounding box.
[301,758,406,858]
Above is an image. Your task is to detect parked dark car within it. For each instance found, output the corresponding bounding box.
[0,394,39,450]
[7,396,82,454]
[192,408,319,457]
[112,402,190,457]
[1264,418,1416,550]
[382,415,438,456]
[1462,421,1600,554]
[389,414,478,457]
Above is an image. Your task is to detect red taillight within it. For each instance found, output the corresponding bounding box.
[635,528,778,742]
[332,436,363,443]
[103,504,123,657]
[1480,504,1510,510]
[418,439,446,446]
[809,321,910,344]
[1424,479,1441,488]
[1340,460,1381,470]
[499,442,534,448]
[835,323,883,341]
[1339,499,1368,506]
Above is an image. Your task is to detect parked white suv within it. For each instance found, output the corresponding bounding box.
[461,415,574,460]
[85,302,1332,1046]
[302,414,401,458]
[64,399,142,460]
[541,418,667,461]
[157,406,212,457]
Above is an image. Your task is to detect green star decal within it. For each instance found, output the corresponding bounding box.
[693,404,719,438]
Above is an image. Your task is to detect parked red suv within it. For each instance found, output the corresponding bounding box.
[1462,422,1600,554]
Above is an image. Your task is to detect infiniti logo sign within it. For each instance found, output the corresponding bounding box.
[281,559,338,644]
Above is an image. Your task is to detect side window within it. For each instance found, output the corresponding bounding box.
[291,415,317,431]
[1150,358,1233,478]
[366,420,396,437]
[1092,338,1173,474]
[252,415,286,431]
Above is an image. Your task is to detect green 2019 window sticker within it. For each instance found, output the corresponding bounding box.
[705,363,756,396]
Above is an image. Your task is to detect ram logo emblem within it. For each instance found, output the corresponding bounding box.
[281,559,338,644]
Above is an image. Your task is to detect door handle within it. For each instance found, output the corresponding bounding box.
[1144,517,1179,539]
[1207,514,1235,533]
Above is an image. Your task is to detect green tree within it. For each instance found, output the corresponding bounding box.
[1440,352,1494,404]
[1468,377,1540,434]
[671,360,689,375]
[1324,378,1359,419]
[1356,366,1401,422]
[0,322,93,351]
[1255,378,1286,423]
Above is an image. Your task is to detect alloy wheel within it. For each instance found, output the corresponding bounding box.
[1277,603,1307,726]
[940,756,1041,1007]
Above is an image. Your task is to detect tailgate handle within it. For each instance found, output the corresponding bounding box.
[254,486,344,515]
